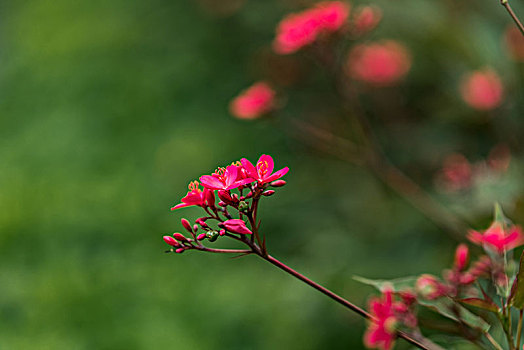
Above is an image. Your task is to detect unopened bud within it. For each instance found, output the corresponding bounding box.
[244,191,253,198]
[173,233,188,242]
[415,274,446,300]
[197,233,207,241]
[262,190,275,197]
[163,236,179,247]
[196,217,209,228]
[218,201,227,207]
[454,244,469,271]
[206,230,219,242]
[219,229,226,236]
[175,248,185,253]
[205,188,215,208]
[270,180,286,187]
[181,218,193,233]
[238,201,249,212]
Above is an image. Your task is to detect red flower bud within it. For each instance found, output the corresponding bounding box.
[173,233,188,242]
[262,190,275,197]
[175,248,185,253]
[163,236,179,247]
[454,244,469,271]
[218,190,237,205]
[205,188,215,208]
[219,229,226,236]
[415,274,447,300]
[222,219,252,235]
[270,180,286,187]
[181,218,193,233]
[197,233,207,240]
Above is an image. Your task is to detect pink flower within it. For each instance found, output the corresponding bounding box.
[505,26,524,61]
[467,222,524,253]
[454,244,469,271]
[229,82,276,120]
[347,41,411,86]
[273,1,350,55]
[364,290,397,350]
[313,1,351,31]
[171,181,214,210]
[352,5,382,36]
[200,165,254,191]
[460,69,504,111]
[438,153,472,192]
[221,219,252,235]
[240,154,289,185]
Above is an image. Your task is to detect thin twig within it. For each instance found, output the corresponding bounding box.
[261,253,434,350]
[501,0,524,36]
[517,309,523,349]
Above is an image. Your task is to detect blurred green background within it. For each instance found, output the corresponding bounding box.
[2,0,524,349]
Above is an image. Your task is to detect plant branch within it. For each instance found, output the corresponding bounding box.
[517,309,523,349]
[501,0,524,36]
[260,253,435,350]
[485,332,504,350]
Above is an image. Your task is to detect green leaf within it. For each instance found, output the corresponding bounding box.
[353,275,417,292]
[418,297,490,332]
[509,250,524,309]
[458,298,498,313]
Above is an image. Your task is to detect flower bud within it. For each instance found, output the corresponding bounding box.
[270,180,286,187]
[218,190,237,205]
[222,219,252,235]
[262,190,275,197]
[415,274,446,300]
[205,188,215,208]
[218,201,227,207]
[219,229,226,236]
[181,218,193,233]
[197,233,207,241]
[454,244,469,271]
[206,230,219,242]
[163,236,179,247]
[238,201,249,212]
[173,233,188,242]
[175,248,185,254]
[196,217,209,229]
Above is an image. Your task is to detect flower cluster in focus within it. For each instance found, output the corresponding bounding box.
[163,154,288,255]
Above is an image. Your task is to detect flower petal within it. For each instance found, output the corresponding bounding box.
[264,166,289,183]
[199,175,224,190]
[241,158,258,179]
[257,154,274,179]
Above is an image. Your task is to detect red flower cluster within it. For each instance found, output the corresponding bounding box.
[273,1,350,54]
[164,154,289,253]
[364,289,417,350]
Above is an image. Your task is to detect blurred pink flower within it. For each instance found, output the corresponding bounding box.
[454,244,469,271]
[352,5,382,36]
[240,154,289,184]
[504,26,524,61]
[273,1,350,54]
[347,41,411,86]
[364,289,397,350]
[460,69,504,111]
[415,274,448,300]
[229,82,276,119]
[468,222,524,253]
[437,153,472,192]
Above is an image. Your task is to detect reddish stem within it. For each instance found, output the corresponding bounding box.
[261,253,431,350]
